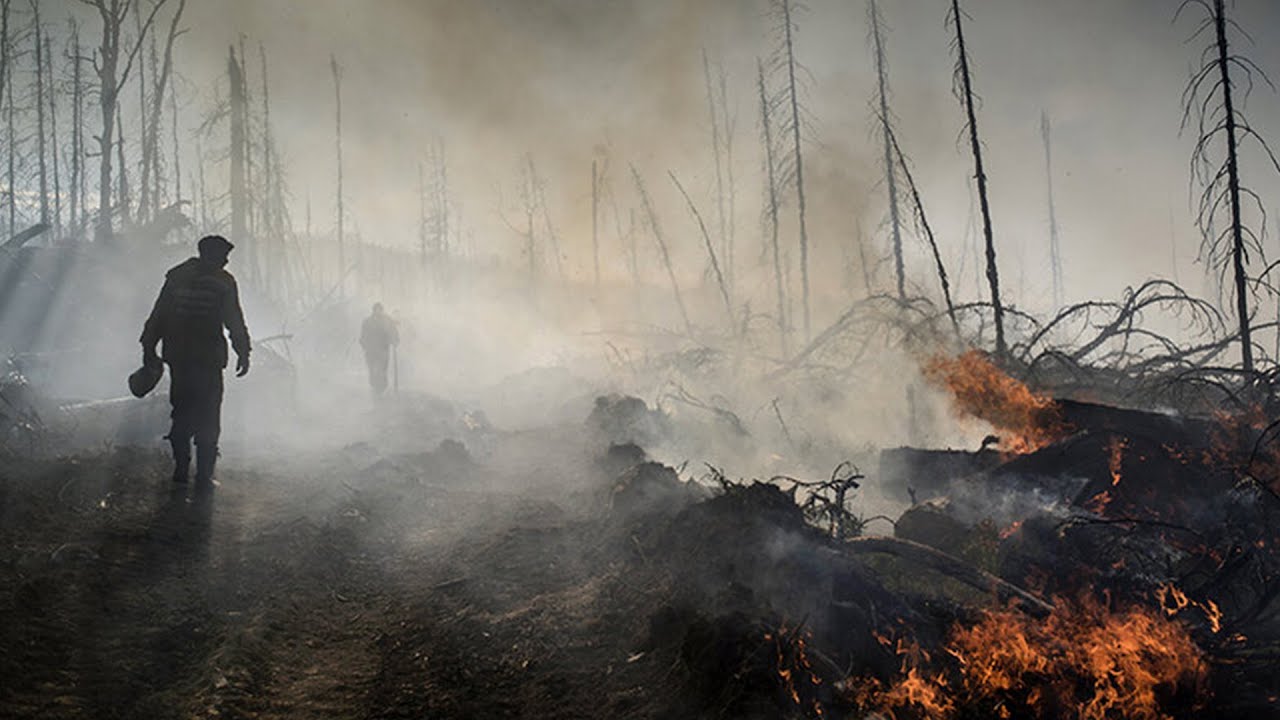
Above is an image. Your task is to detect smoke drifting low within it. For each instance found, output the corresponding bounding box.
[4,0,1278,483]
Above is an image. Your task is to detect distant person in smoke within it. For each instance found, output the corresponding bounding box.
[360,303,399,397]
[140,235,251,490]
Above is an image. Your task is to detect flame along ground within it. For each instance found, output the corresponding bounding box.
[758,590,1217,718]
[844,593,1209,720]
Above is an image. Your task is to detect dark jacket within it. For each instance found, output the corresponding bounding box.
[141,258,251,368]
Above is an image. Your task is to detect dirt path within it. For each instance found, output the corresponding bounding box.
[0,432,680,719]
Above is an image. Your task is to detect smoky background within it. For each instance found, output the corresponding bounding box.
[2,0,1279,517]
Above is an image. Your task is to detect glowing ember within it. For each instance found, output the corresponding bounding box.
[1108,436,1128,486]
[771,624,825,716]
[852,596,1208,719]
[1085,490,1112,516]
[923,350,1069,453]
[1156,584,1222,634]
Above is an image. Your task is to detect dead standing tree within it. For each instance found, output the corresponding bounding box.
[702,49,727,292]
[768,0,813,343]
[137,0,184,225]
[330,54,344,297]
[528,155,565,281]
[228,46,249,281]
[30,0,46,224]
[949,0,1005,356]
[44,31,59,238]
[702,49,738,298]
[757,58,788,357]
[1,0,12,235]
[1041,111,1064,309]
[65,17,86,238]
[81,0,168,243]
[868,0,905,301]
[1178,0,1280,376]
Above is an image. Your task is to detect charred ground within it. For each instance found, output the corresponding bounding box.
[3,371,1279,719]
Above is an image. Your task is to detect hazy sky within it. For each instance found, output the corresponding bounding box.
[137,0,1280,309]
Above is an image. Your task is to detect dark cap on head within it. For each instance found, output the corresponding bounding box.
[197,234,234,259]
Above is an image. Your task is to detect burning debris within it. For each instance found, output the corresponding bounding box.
[584,347,1280,719]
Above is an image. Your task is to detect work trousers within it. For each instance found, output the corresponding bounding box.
[168,363,225,452]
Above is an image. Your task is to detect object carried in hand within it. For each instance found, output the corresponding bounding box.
[128,363,164,398]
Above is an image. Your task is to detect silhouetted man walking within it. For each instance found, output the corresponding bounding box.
[141,235,251,489]
[360,302,398,397]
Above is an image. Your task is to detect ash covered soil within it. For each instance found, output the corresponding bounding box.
[0,412,690,719]
[4,389,1279,719]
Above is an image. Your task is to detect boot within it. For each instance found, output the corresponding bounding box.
[169,436,191,484]
[195,444,218,490]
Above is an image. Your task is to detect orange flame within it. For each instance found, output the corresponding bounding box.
[923,351,1068,454]
[854,596,1208,719]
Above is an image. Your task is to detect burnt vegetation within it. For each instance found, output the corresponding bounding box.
[1,1,1279,719]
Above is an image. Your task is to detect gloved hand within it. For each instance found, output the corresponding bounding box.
[235,354,250,377]
[143,347,162,370]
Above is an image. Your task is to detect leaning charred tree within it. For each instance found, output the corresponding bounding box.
[887,126,959,334]
[949,0,1005,355]
[671,170,735,333]
[1178,0,1280,376]
[631,165,693,337]
[83,0,168,243]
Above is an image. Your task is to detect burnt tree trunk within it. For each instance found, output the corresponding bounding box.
[45,32,59,238]
[1212,0,1253,373]
[591,159,600,290]
[331,54,344,296]
[32,2,48,224]
[68,18,83,236]
[780,0,811,342]
[951,0,1004,355]
[139,0,184,225]
[758,58,788,357]
[116,106,129,226]
[3,0,13,235]
[1041,112,1063,309]
[229,47,247,265]
[869,0,904,300]
[86,0,167,243]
